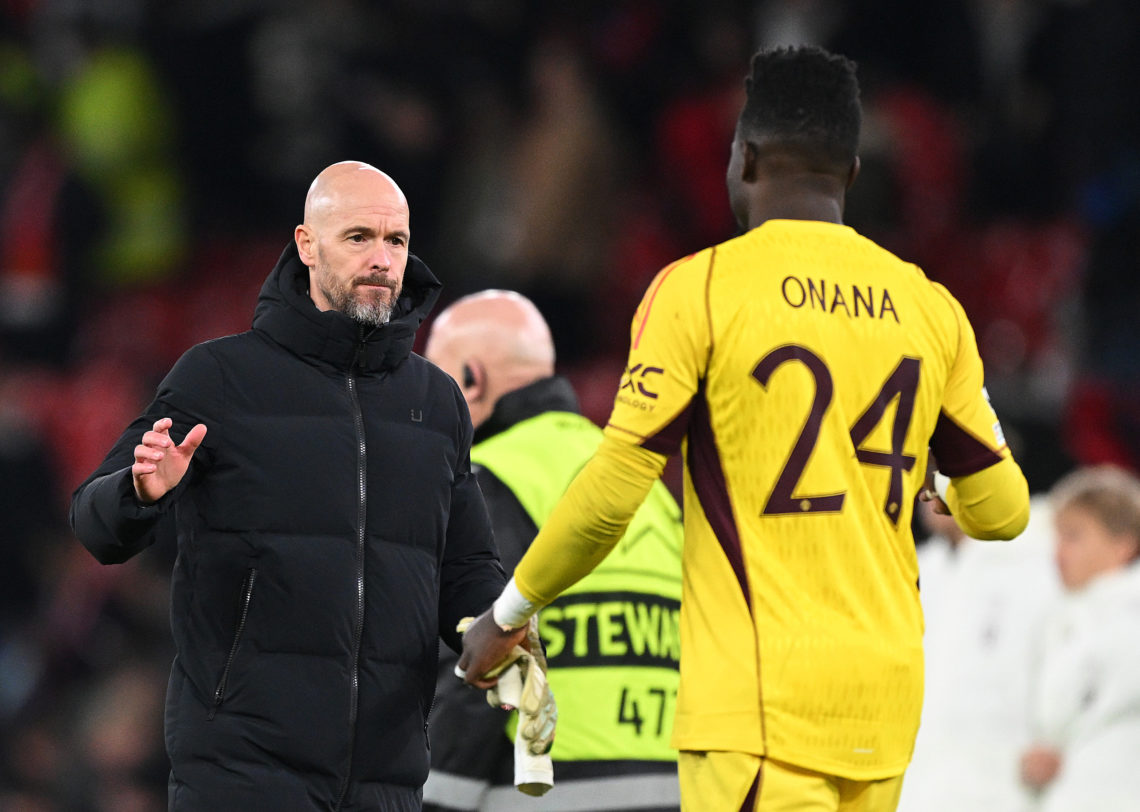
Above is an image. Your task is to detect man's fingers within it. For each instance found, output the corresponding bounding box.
[153,417,173,434]
[140,430,172,449]
[457,651,493,687]
[457,610,530,688]
[180,423,208,452]
[134,443,166,463]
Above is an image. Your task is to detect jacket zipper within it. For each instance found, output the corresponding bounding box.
[208,567,257,720]
[335,340,368,810]
[424,637,440,737]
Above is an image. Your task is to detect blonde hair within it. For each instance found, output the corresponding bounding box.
[1050,465,1140,558]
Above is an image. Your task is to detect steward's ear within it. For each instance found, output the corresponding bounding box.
[462,360,486,402]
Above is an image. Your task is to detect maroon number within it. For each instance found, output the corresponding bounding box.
[752,347,922,523]
[849,357,921,525]
[752,346,846,514]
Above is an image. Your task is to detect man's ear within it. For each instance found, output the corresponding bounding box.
[294,224,316,267]
[738,139,759,183]
[461,360,486,400]
[846,155,861,191]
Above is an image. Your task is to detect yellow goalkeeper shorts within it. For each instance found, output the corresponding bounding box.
[679,751,904,812]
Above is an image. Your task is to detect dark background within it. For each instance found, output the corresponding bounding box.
[1,1,1137,808]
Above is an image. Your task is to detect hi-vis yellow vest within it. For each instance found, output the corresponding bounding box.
[472,411,684,761]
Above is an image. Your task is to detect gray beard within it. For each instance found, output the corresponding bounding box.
[343,296,395,327]
[319,282,399,327]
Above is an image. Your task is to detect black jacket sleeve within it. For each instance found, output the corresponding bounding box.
[472,466,538,574]
[426,466,536,809]
[69,346,218,564]
[437,397,506,655]
[425,647,514,811]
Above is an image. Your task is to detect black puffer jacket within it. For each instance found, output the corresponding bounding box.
[70,243,505,811]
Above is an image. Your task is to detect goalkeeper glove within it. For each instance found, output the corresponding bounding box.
[457,616,556,795]
[456,616,556,754]
[486,643,557,756]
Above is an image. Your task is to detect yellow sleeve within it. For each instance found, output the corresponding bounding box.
[929,283,1012,477]
[514,435,667,605]
[924,285,1029,540]
[513,254,709,605]
[946,456,1031,540]
[604,252,711,455]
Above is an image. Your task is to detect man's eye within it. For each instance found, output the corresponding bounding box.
[349,235,365,243]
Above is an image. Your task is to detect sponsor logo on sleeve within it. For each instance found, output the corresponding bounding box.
[617,364,664,412]
[619,364,664,399]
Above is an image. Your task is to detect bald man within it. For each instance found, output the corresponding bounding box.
[71,161,506,811]
[422,291,684,811]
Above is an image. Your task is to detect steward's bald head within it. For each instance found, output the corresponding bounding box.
[303,161,407,228]
[425,291,556,428]
[428,290,555,375]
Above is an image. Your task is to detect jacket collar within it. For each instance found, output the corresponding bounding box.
[251,241,442,373]
[474,376,581,445]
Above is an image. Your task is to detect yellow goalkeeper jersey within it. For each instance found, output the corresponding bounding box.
[601,219,1010,778]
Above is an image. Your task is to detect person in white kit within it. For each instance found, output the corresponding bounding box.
[1020,465,1140,812]
[897,491,1060,812]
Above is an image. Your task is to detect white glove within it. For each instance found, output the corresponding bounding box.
[456,616,556,796]
[486,646,558,756]
[487,656,555,796]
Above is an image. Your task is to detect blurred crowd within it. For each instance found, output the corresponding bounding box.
[1,1,1138,809]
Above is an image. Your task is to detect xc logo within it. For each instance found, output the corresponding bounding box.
[619,364,664,399]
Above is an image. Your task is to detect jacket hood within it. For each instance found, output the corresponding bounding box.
[252,241,442,373]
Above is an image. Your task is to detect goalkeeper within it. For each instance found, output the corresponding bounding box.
[458,46,1030,812]
[423,291,685,811]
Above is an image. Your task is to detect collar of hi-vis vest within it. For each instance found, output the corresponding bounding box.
[474,375,580,445]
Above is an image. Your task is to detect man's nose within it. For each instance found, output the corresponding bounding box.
[370,243,392,270]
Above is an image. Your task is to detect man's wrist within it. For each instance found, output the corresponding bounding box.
[493,578,538,630]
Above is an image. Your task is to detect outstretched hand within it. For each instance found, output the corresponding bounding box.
[457,609,529,690]
[132,417,207,504]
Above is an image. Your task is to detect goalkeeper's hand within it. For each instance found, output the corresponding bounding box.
[457,616,557,756]
[919,470,951,516]
[456,610,529,689]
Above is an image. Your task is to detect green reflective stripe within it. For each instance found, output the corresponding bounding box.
[482,773,680,810]
[473,412,684,763]
[421,770,489,807]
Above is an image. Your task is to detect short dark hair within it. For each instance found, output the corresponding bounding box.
[738,45,861,171]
